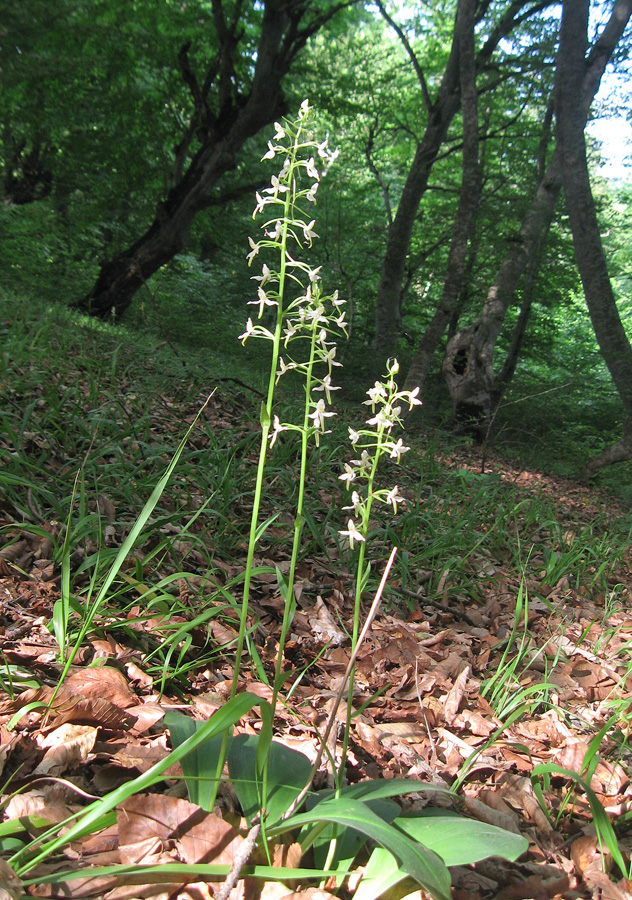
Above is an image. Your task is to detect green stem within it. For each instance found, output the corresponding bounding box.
[272,326,319,704]
[231,135,302,701]
[210,118,306,815]
[336,420,388,794]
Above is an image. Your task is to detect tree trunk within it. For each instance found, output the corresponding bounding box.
[442,148,562,435]
[404,0,480,395]
[2,136,54,205]
[78,0,348,319]
[373,37,461,362]
[555,0,632,475]
[80,137,247,318]
[443,0,632,437]
[492,232,545,397]
[373,0,556,366]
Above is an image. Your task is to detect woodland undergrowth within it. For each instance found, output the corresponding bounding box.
[0,106,631,900]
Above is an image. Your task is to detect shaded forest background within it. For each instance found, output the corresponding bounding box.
[3,7,632,897]
[1,0,632,495]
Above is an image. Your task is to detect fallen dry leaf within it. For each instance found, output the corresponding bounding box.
[444,665,470,725]
[118,794,244,866]
[495,872,570,900]
[462,794,522,835]
[570,833,614,875]
[4,786,78,825]
[583,871,632,900]
[33,723,97,775]
[66,666,136,708]
[0,860,22,900]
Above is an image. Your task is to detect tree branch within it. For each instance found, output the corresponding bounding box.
[376,0,432,111]
[365,120,393,226]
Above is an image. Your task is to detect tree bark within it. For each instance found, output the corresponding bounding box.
[78,0,349,319]
[443,0,632,438]
[555,0,632,475]
[493,227,547,396]
[2,136,53,205]
[373,23,461,362]
[442,148,562,435]
[373,0,556,365]
[404,0,481,395]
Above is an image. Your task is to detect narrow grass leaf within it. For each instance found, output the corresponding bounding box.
[532,763,627,877]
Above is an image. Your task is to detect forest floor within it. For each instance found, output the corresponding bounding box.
[1,308,632,900]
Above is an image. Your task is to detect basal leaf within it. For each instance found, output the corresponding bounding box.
[228,735,312,826]
[273,796,451,900]
[165,712,232,811]
[354,810,527,900]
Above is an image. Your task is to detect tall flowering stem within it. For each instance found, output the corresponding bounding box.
[235,101,343,707]
[336,359,421,789]
[231,101,344,826]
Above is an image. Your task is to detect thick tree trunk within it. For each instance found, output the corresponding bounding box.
[78,0,347,319]
[404,0,480,395]
[443,0,632,437]
[555,0,632,476]
[80,128,258,318]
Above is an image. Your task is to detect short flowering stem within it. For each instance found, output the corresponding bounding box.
[335,361,420,797]
[336,424,385,795]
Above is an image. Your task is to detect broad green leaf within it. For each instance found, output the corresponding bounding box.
[310,798,400,884]
[165,712,233,811]
[354,810,527,900]
[353,847,413,900]
[394,809,528,865]
[228,735,312,826]
[305,780,453,885]
[13,692,260,875]
[272,796,451,900]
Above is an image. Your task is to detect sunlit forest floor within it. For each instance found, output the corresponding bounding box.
[1,293,632,899]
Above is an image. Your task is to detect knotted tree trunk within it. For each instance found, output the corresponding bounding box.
[443,0,632,440]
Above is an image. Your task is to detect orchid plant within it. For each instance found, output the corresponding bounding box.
[4,104,530,900]
[234,100,345,714]
[166,102,527,900]
[237,103,424,801]
[336,359,421,790]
